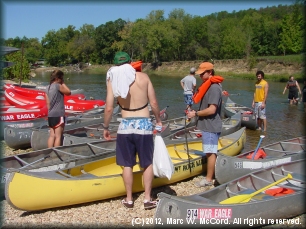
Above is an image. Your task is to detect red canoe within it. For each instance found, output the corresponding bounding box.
[4,88,105,112]
[0,104,48,122]
[4,83,86,100]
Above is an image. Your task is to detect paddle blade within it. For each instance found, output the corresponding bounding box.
[220,174,292,204]
[220,194,252,204]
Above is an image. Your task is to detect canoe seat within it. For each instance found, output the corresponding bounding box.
[264,156,277,159]
[189,131,201,134]
[189,149,206,156]
[222,125,233,128]
[180,195,216,204]
[79,169,98,179]
[219,139,233,147]
[78,173,97,179]
[32,171,73,179]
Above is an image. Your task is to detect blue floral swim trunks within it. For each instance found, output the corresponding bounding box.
[117,117,153,134]
[116,117,154,168]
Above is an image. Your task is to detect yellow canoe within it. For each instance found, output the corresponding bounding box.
[5,127,246,211]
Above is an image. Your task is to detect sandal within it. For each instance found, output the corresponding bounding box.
[121,198,134,209]
[144,199,158,210]
[194,177,213,187]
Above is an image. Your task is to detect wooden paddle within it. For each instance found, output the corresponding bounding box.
[219,173,292,204]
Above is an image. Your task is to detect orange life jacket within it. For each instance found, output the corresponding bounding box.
[246,148,267,160]
[192,76,224,104]
[265,187,295,196]
[130,61,142,72]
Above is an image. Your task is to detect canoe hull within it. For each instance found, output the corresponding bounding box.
[3,107,116,150]
[4,128,246,211]
[1,139,118,199]
[1,117,47,140]
[164,113,241,142]
[154,159,306,228]
[30,115,121,150]
[155,192,304,228]
[223,97,257,130]
[215,136,306,184]
[5,156,206,211]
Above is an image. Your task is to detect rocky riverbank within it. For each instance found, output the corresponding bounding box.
[30,58,303,80]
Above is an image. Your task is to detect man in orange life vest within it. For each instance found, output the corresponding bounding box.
[252,70,269,131]
[187,62,223,187]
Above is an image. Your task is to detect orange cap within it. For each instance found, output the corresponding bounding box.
[195,62,214,74]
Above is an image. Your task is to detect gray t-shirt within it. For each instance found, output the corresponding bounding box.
[181,75,196,95]
[196,83,222,133]
[46,83,65,117]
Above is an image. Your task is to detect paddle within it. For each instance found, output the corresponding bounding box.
[251,135,265,160]
[184,109,192,173]
[219,173,292,204]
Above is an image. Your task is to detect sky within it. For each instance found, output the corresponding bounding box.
[1,0,295,42]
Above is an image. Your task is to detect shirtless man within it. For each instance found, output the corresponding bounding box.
[103,51,162,210]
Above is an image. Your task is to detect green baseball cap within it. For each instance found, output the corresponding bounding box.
[113,51,131,65]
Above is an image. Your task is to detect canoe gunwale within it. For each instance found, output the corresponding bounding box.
[215,136,306,184]
[223,97,257,130]
[4,128,246,211]
[154,159,305,227]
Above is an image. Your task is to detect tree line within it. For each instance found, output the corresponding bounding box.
[1,2,304,80]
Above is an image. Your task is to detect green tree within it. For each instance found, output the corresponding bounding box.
[94,19,126,64]
[219,19,246,59]
[4,36,23,48]
[128,19,151,62]
[206,17,221,59]
[41,25,77,66]
[278,7,303,55]
[184,16,209,60]
[145,10,167,63]
[79,23,96,38]
[24,38,43,64]
[67,34,95,63]
[4,36,43,64]
[241,14,256,59]
[41,30,61,66]
[112,21,136,58]
[3,3,302,63]
[165,9,188,61]
[3,51,30,81]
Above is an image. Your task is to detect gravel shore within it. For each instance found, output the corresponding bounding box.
[1,139,305,229]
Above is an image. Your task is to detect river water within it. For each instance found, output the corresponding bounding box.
[32,71,305,153]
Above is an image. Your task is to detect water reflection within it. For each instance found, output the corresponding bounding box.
[31,71,305,153]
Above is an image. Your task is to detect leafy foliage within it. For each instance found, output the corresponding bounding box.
[3,3,303,67]
[2,51,30,81]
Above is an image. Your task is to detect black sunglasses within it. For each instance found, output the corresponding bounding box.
[200,70,210,76]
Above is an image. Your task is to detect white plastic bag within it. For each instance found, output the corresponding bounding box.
[153,134,174,180]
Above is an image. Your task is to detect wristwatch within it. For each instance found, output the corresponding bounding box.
[195,111,198,117]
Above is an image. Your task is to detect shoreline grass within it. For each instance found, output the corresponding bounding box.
[84,68,304,82]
